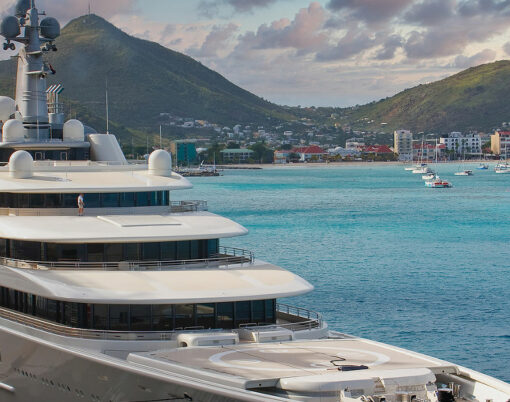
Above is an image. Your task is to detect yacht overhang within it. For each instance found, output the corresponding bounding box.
[0,169,192,192]
[0,212,247,243]
[0,261,313,303]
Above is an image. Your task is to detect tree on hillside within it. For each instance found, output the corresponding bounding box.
[249,142,274,163]
[206,142,225,163]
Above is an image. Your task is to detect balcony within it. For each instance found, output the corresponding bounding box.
[0,246,254,271]
[0,200,208,216]
[0,303,322,341]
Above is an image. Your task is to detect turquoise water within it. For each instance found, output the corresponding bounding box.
[176,164,510,383]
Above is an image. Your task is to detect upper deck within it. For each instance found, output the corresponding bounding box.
[0,160,192,193]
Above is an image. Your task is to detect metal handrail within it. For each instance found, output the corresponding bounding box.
[0,246,254,271]
[0,200,208,217]
[0,304,321,341]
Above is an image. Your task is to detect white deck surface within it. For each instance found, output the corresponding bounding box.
[0,212,247,242]
[129,338,454,390]
[0,261,313,303]
[0,169,192,192]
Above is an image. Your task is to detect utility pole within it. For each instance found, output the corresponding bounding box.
[159,125,162,149]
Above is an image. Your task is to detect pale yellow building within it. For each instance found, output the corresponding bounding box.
[491,131,510,156]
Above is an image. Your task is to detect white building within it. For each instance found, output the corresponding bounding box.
[345,138,365,150]
[393,130,413,161]
[439,132,482,157]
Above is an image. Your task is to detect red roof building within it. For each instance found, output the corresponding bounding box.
[363,145,394,155]
[292,145,328,162]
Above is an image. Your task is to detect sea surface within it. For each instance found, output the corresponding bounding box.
[175,163,510,383]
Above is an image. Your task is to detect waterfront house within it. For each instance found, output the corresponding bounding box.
[220,148,254,163]
[292,145,328,162]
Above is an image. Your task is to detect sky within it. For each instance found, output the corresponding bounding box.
[2,0,510,108]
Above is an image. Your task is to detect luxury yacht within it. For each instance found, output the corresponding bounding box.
[0,2,509,401]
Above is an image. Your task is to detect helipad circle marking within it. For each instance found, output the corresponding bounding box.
[208,346,391,372]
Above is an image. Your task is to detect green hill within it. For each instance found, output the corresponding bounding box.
[0,14,294,143]
[338,60,510,133]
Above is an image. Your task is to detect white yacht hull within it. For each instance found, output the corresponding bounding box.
[0,326,282,402]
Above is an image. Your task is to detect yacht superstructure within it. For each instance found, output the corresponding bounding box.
[0,2,508,401]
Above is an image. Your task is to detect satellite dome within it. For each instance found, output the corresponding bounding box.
[148,150,172,176]
[0,97,15,122]
[1,16,20,39]
[40,17,60,40]
[9,150,33,179]
[63,119,84,142]
[2,119,24,142]
[15,0,30,17]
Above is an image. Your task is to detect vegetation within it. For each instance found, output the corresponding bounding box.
[0,14,295,146]
[333,60,510,133]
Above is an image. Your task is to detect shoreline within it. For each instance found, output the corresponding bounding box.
[217,160,496,169]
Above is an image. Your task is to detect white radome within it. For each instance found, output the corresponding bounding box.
[2,118,24,142]
[148,149,172,176]
[0,96,15,123]
[63,119,85,142]
[8,150,33,179]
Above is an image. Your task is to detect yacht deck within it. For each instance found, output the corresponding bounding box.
[129,338,456,390]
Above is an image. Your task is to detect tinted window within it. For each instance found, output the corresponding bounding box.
[62,193,78,208]
[235,301,251,323]
[152,305,173,330]
[109,305,129,330]
[177,241,190,260]
[45,193,61,208]
[102,193,119,208]
[120,192,135,207]
[93,304,108,330]
[87,244,104,262]
[131,305,151,330]
[196,303,214,329]
[30,194,45,208]
[85,193,100,208]
[160,242,176,260]
[252,300,264,322]
[104,243,123,262]
[136,192,150,207]
[175,304,194,328]
[217,302,234,329]
[124,243,140,261]
[142,243,160,260]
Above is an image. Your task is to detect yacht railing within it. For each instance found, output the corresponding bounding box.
[0,304,321,341]
[0,200,208,216]
[0,246,254,271]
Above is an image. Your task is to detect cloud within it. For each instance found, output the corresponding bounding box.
[188,23,239,58]
[375,34,404,60]
[316,27,381,61]
[199,0,278,16]
[458,0,510,17]
[452,49,497,68]
[234,2,328,54]
[404,0,455,26]
[326,0,414,23]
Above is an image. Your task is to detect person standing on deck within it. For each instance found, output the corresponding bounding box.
[77,193,85,216]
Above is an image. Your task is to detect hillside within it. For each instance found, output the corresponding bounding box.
[0,14,294,142]
[337,60,510,133]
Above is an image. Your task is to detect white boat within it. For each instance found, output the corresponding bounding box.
[0,2,507,401]
[422,172,435,180]
[495,162,510,173]
[405,163,427,171]
[425,175,453,188]
[412,166,432,174]
[454,170,473,176]
[477,163,489,170]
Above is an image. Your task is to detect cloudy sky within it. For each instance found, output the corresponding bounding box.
[3,0,510,107]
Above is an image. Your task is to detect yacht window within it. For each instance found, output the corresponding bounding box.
[30,194,45,208]
[47,300,58,321]
[152,305,173,330]
[235,301,251,325]
[85,193,100,208]
[92,305,108,330]
[46,243,58,261]
[45,193,61,208]
[120,192,135,207]
[104,243,123,262]
[130,305,151,331]
[148,191,158,206]
[109,305,129,330]
[87,244,104,262]
[196,303,215,329]
[265,299,275,320]
[175,304,194,328]
[102,193,119,208]
[124,243,140,261]
[252,300,265,322]
[142,242,160,260]
[59,244,80,261]
[176,241,190,260]
[136,192,150,207]
[62,193,78,208]
[36,296,47,319]
[19,194,30,208]
[160,242,176,260]
[190,241,199,260]
[216,302,234,329]
[208,239,219,255]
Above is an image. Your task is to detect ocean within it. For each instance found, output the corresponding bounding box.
[175,163,510,383]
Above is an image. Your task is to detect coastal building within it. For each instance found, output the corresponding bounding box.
[328,146,361,158]
[393,130,413,161]
[362,145,394,158]
[491,130,510,157]
[170,140,197,165]
[292,145,327,162]
[413,143,446,161]
[220,148,254,163]
[345,138,365,150]
[274,150,290,164]
[439,132,482,157]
